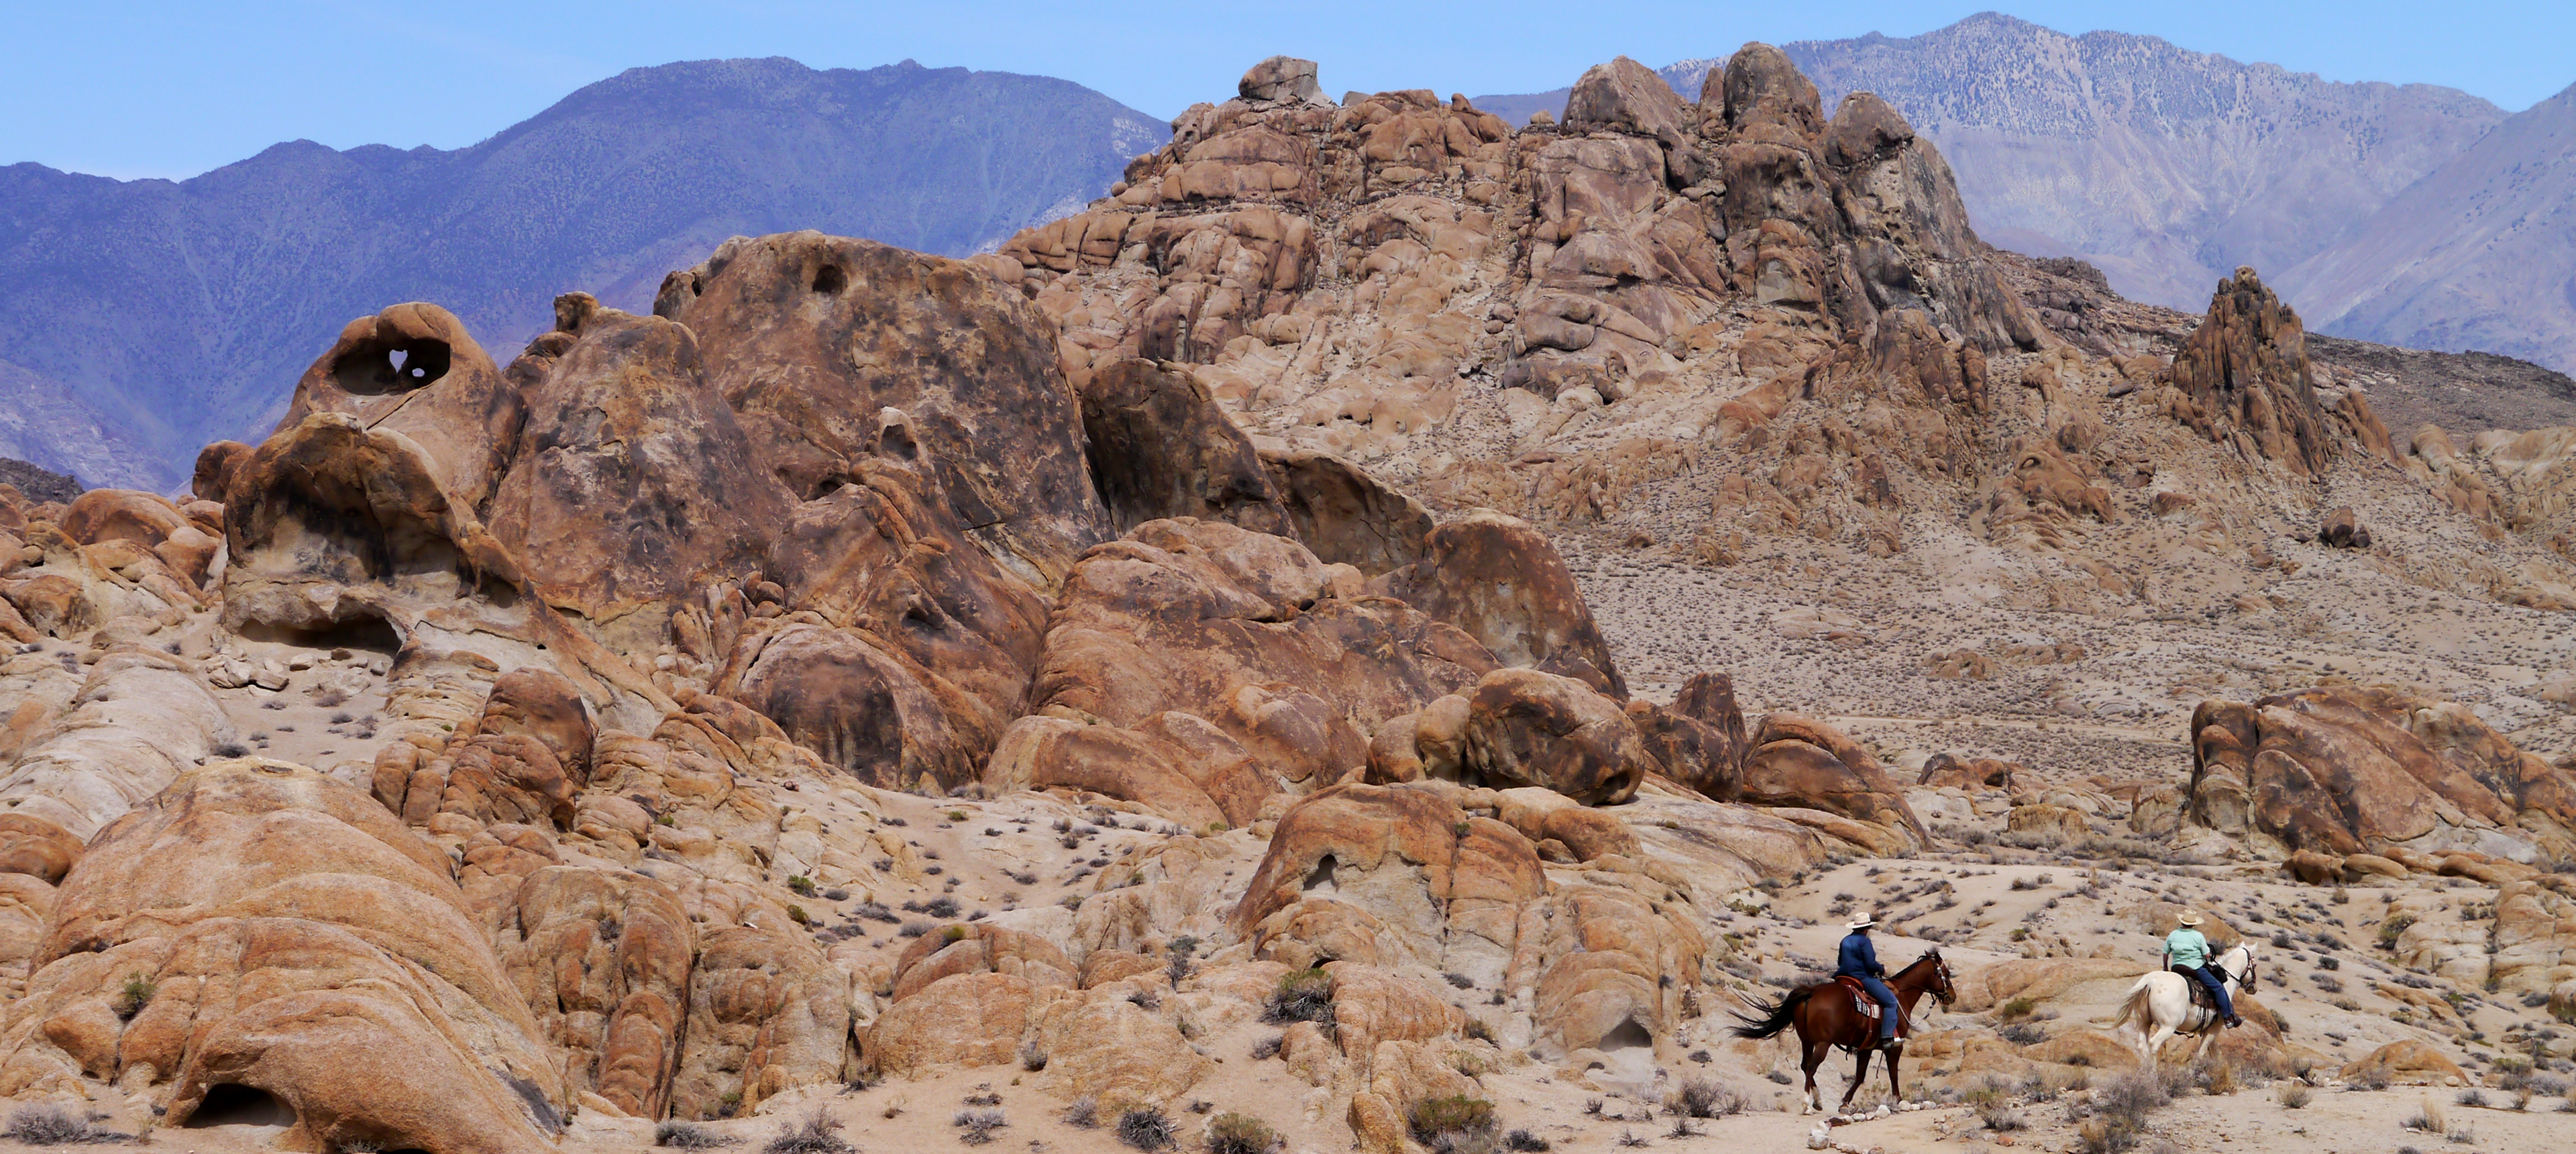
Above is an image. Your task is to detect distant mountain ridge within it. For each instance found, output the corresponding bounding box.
[1476,13,2508,315]
[2277,81,2576,377]
[0,57,1167,489]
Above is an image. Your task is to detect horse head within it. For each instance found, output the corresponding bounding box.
[2221,943,2257,988]
[1926,947,1956,1007]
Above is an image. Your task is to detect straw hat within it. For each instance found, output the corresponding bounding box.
[2177,912,2203,927]
[1845,914,1879,931]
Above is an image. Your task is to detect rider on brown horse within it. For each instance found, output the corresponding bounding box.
[1837,914,1900,1049]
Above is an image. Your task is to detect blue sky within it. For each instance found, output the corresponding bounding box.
[5,1,2571,180]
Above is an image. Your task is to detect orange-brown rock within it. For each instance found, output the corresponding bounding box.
[272,302,524,512]
[1078,358,1293,537]
[0,760,563,1152]
[1233,784,1544,979]
[2188,685,2576,859]
[1919,753,2017,790]
[1629,671,1750,800]
[2161,268,2334,475]
[992,518,1491,821]
[667,880,855,1118]
[492,866,696,1118]
[1738,713,1926,841]
[1376,509,1625,696]
[2338,1038,2467,1086]
[1457,668,1652,805]
[486,307,784,650]
[191,440,252,504]
[658,230,1110,585]
[1258,446,1434,576]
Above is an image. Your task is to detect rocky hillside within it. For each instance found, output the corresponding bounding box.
[1477,13,2514,317]
[0,58,1166,491]
[2279,81,2576,375]
[1,49,2574,1154]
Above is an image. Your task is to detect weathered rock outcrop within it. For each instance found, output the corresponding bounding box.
[990,518,1493,825]
[1078,358,1294,537]
[1258,446,1434,576]
[658,230,1110,587]
[1738,713,1926,845]
[2161,268,2347,476]
[0,762,564,1154]
[1231,782,1707,1060]
[2189,685,2576,861]
[1376,510,1625,696]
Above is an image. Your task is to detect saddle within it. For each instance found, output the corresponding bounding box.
[1833,976,1909,1038]
[2169,965,2231,1031]
[2171,966,2224,1011]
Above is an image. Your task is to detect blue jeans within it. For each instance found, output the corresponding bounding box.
[2178,965,2235,1020]
[1853,975,1898,1039]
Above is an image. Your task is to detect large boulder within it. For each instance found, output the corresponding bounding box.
[1737,713,1926,843]
[1375,509,1625,697]
[1457,668,1652,806]
[270,302,523,511]
[657,230,1111,586]
[1629,671,1750,798]
[0,761,564,1153]
[1079,358,1294,537]
[2188,685,2576,859]
[1563,56,1690,143]
[990,518,1493,822]
[1258,445,1434,576]
[1240,56,1324,104]
[486,308,786,652]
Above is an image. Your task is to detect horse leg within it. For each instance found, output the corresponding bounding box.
[2143,1019,2176,1069]
[1839,1046,1871,1113]
[1802,1037,1831,1114]
[1884,1041,1904,1103]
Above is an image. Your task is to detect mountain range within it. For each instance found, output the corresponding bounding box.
[3,14,2571,491]
[0,57,1165,490]
[1474,13,2574,376]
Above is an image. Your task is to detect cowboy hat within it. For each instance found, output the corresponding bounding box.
[1845,914,1879,931]
[2177,912,2203,927]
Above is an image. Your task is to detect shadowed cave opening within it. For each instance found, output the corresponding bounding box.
[185,1084,294,1128]
[1599,1016,1652,1051]
[812,264,847,294]
[237,611,402,655]
[1302,853,1338,894]
[331,336,451,396]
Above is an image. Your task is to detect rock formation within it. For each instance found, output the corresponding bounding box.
[2,44,2572,1154]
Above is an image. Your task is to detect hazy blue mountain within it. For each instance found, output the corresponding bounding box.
[2279,82,2576,375]
[0,58,1167,489]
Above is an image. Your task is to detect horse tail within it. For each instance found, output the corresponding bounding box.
[1729,986,1813,1041]
[2108,978,2153,1033]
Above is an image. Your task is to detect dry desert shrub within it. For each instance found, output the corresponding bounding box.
[1116,1105,1174,1150]
[1205,1112,1280,1154]
[763,1110,853,1154]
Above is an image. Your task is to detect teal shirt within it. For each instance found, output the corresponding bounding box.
[2165,928,2211,969]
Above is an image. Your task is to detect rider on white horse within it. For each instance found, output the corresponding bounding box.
[1837,914,1900,1049]
[2163,912,2243,1029]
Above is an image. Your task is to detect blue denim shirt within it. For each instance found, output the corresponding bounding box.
[1836,932,1882,978]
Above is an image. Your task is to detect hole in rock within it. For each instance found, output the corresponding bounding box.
[330,336,451,396]
[1301,854,1338,894]
[237,613,402,655]
[188,1084,296,1128]
[812,264,847,294]
[1599,1016,1653,1051]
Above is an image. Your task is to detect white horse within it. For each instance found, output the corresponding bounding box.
[2108,943,2256,1067]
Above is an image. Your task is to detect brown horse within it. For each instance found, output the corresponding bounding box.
[1729,949,1956,1114]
